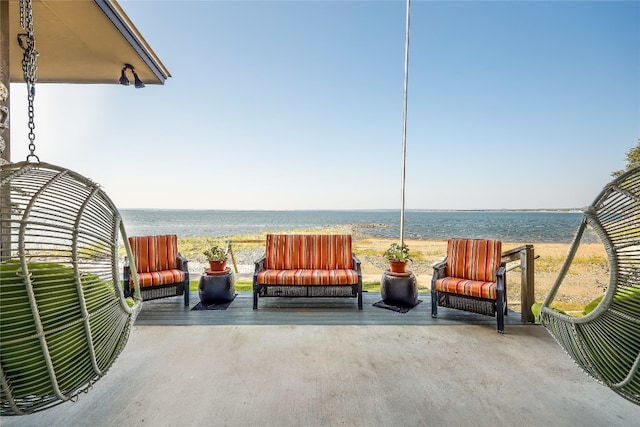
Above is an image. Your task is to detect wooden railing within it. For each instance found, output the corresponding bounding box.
[502,245,536,323]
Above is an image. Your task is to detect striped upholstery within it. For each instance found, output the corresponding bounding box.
[435,277,497,299]
[264,234,353,270]
[434,239,502,300]
[258,269,359,285]
[135,270,186,288]
[258,234,358,285]
[129,235,186,288]
[447,238,501,282]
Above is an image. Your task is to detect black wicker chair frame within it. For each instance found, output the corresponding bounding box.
[124,256,189,306]
[123,239,190,307]
[431,255,507,333]
[253,254,363,309]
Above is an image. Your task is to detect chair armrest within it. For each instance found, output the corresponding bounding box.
[254,255,266,275]
[253,255,266,292]
[177,252,189,272]
[352,254,362,276]
[432,258,447,281]
[496,263,506,292]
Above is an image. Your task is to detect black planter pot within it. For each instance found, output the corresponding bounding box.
[380,271,418,307]
[198,272,236,304]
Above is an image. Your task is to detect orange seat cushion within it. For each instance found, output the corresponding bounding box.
[446,239,501,282]
[137,270,186,288]
[434,277,497,299]
[257,269,359,285]
[128,235,184,289]
[264,234,353,270]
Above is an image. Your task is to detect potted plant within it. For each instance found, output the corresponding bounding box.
[203,245,228,272]
[383,242,412,273]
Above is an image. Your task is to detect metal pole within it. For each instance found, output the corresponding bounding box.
[1,0,11,262]
[400,0,410,246]
[1,0,10,164]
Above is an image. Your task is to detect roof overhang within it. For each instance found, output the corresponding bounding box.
[7,0,170,85]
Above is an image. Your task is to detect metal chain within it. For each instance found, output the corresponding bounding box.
[0,20,7,165]
[19,0,39,162]
[19,0,25,29]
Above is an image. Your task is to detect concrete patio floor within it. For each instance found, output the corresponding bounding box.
[2,321,638,426]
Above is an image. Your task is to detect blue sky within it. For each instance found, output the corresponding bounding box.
[9,0,639,210]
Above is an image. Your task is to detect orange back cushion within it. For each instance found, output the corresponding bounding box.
[264,234,353,270]
[446,239,502,282]
[129,235,179,273]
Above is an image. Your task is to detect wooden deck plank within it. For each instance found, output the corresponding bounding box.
[135,292,526,327]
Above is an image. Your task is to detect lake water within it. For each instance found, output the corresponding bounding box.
[119,210,596,243]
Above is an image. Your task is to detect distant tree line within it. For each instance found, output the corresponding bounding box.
[612,139,640,177]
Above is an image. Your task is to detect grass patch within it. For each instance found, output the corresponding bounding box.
[353,249,381,257]
[353,248,425,262]
[363,281,380,292]
[534,254,607,273]
[236,280,252,292]
[570,255,608,265]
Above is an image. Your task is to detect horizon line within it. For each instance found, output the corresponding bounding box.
[119,207,585,213]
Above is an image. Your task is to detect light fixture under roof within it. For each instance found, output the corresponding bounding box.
[119,63,145,88]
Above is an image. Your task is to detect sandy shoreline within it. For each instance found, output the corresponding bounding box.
[180,233,609,313]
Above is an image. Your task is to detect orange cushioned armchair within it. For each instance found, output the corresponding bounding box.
[431,238,507,333]
[124,234,190,306]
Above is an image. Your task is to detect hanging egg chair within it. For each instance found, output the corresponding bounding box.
[539,166,640,405]
[0,161,142,415]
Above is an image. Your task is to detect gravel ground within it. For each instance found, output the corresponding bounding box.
[190,247,265,277]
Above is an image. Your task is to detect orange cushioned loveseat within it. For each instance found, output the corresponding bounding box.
[253,234,362,309]
[124,234,190,306]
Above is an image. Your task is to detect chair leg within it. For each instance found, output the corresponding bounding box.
[496,296,505,333]
[123,266,131,298]
[253,287,258,309]
[184,273,190,306]
[504,289,508,316]
[431,289,438,318]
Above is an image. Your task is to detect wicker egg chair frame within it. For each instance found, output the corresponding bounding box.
[0,161,142,415]
[539,166,640,405]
